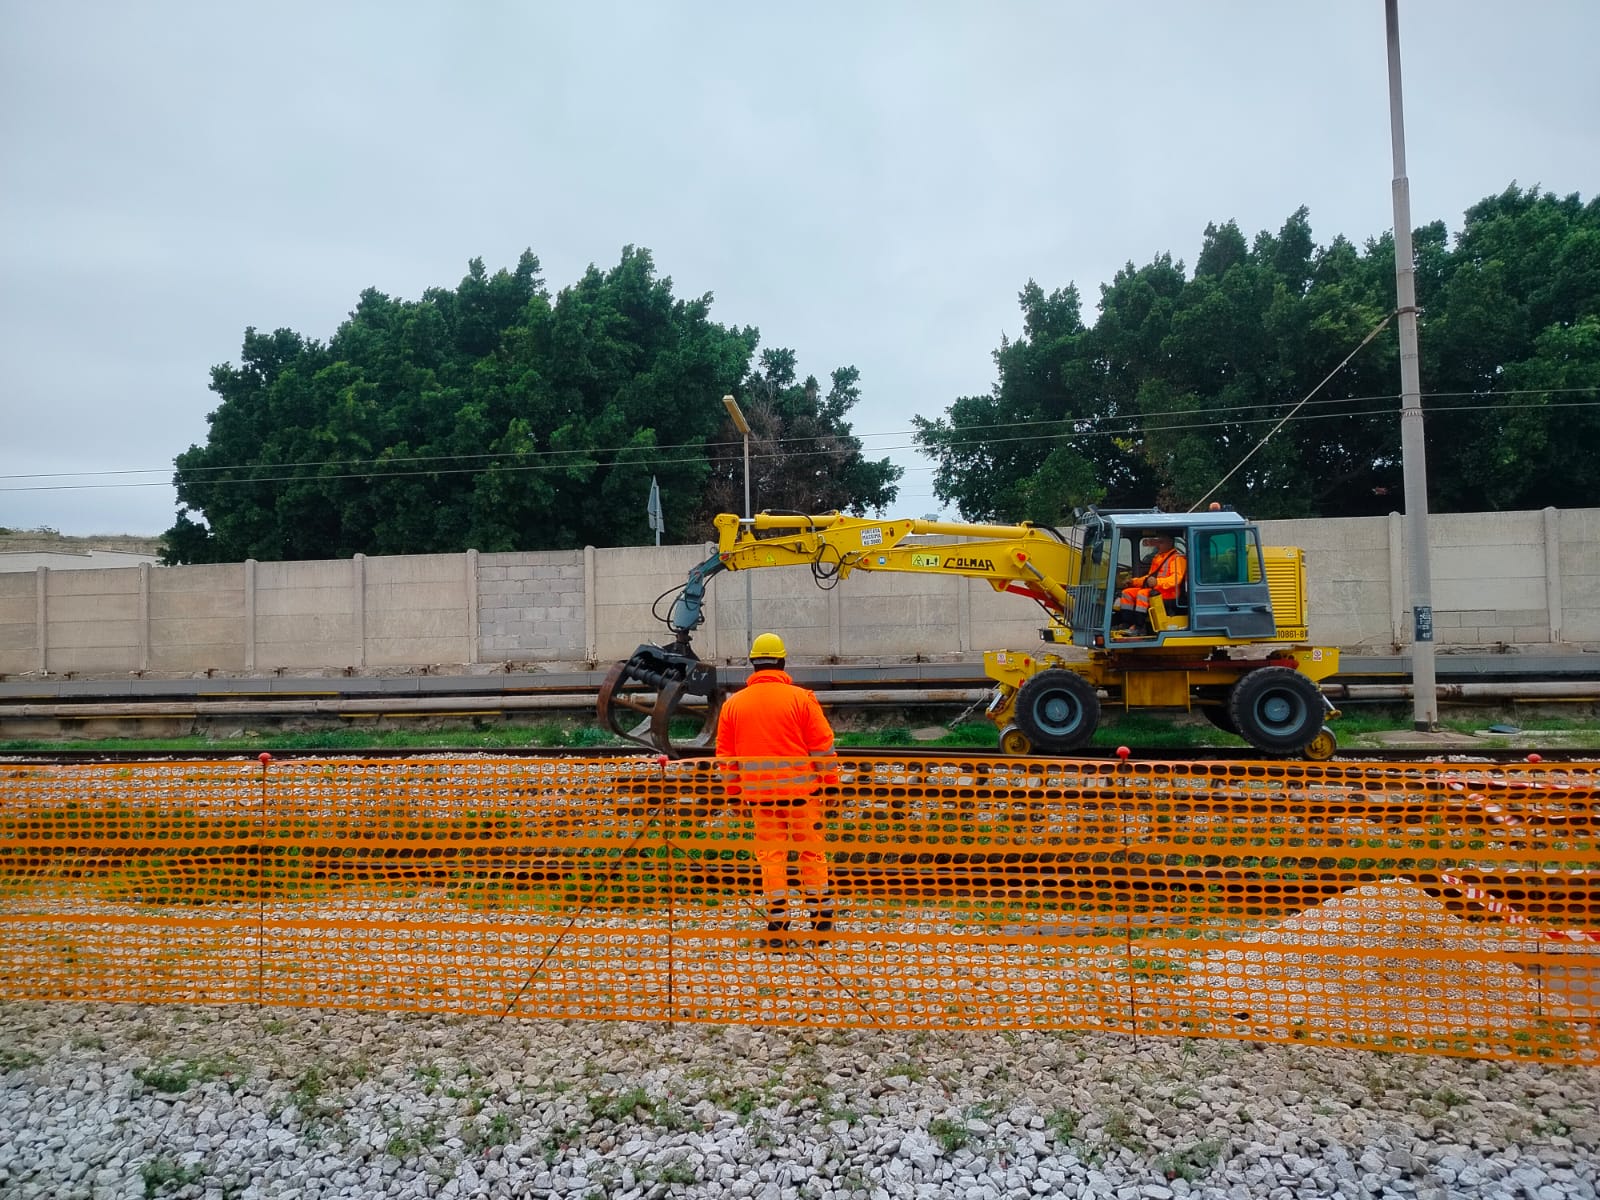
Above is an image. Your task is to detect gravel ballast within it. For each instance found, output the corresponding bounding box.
[2,1002,1597,1199]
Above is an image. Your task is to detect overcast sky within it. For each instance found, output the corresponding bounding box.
[2,2,1596,538]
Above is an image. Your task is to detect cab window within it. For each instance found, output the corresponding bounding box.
[1196,529,1262,584]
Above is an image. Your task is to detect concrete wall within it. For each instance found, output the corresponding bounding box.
[1,507,1594,678]
[0,571,39,674]
[1255,507,1587,652]
[1559,508,1600,644]
[480,548,586,662]
[43,567,142,675]
[151,562,246,673]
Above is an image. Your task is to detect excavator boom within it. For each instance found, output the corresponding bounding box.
[597,512,1080,755]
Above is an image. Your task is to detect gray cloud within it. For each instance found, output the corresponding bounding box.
[2,1,1596,535]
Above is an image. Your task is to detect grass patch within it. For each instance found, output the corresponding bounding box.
[0,1046,43,1071]
[6,701,1599,755]
[1159,1137,1226,1181]
[1047,1107,1080,1141]
[588,1085,651,1123]
[140,1155,205,1198]
[132,1056,242,1095]
[464,1111,519,1151]
[926,1116,971,1153]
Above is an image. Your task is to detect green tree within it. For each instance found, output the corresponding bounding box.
[1418,185,1600,512]
[164,249,897,562]
[913,280,1152,523]
[915,186,1600,522]
[699,349,901,526]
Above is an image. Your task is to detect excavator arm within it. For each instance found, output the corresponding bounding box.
[597,511,1082,754]
[713,513,1078,610]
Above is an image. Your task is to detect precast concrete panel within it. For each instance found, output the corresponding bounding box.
[722,588,831,659]
[1432,509,1542,547]
[363,555,470,666]
[44,569,140,673]
[1257,515,1392,648]
[255,612,355,669]
[1433,545,1544,608]
[0,573,37,673]
[256,586,353,618]
[151,618,249,671]
[1560,509,1600,642]
[592,545,714,661]
[150,586,244,621]
[147,565,247,672]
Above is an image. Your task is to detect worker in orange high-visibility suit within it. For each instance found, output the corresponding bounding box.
[1113,533,1186,630]
[715,632,839,949]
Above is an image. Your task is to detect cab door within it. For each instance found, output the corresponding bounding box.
[1187,526,1276,638]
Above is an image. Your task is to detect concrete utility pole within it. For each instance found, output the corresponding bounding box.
[1385,0,1437,730]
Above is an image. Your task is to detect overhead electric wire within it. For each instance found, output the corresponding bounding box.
[3,387,1598,494]
[1188,312,1398,510]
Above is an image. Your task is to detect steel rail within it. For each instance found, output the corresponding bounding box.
[0,745,1590,766]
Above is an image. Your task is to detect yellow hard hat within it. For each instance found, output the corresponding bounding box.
[749,632,787,659]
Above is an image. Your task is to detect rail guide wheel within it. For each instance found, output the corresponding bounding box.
[1303,725,1339,761]
[999,725,1032,755]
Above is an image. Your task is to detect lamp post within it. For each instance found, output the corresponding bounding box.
[721,394,754,653]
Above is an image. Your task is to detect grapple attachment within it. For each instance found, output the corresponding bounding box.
[597,643,724,756]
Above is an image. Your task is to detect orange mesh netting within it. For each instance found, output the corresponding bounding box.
[1,754,1595,1063]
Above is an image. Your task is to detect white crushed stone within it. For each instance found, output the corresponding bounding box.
[2,1001,1596,1200]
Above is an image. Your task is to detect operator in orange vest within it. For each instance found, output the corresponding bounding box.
[715,632,839,949]
[1112,532,1186,630]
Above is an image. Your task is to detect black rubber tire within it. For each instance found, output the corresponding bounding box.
[1013,669,1100,754]
[1196,688,1238,735]
[1228,667,1324,755]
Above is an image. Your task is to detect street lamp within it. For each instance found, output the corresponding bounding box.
[721,394,754,653]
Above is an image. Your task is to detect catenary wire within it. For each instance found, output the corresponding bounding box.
[3,396,1598,494]
[2,386,1597,487]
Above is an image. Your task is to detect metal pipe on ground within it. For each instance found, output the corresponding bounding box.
[0,688,990,720]
[1324,681,1600,704]
[2,682,1598,723]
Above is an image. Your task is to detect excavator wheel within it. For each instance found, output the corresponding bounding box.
[1228,666,1324,756]
[1012,668,1100,755]
[998,725,1032,755]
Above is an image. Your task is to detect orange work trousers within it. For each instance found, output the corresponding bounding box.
[750,797,830,902]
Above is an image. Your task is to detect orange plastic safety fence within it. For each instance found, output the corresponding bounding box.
[1,755,1595,1063]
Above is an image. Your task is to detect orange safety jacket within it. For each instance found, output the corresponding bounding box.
[1134,548,1186,601]
[715,669,837,803]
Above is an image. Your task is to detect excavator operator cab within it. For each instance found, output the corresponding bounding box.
[1073,509,1279,644]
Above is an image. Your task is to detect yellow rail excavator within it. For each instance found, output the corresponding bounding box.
[597,507,1342,759]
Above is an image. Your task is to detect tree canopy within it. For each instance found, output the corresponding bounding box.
[914,184,1600,522]
[165,248,901,563]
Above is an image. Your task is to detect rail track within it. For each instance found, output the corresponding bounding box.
[0,744,1594,765]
